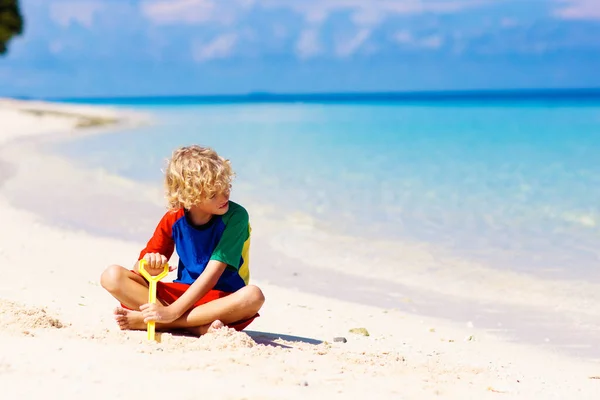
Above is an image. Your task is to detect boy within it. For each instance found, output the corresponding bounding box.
[100,145,264,336]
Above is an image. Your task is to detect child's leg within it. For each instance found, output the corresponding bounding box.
[152,286,264,335]
[100,264,154,309]
[113,286,263,335]
[100,264,264,335]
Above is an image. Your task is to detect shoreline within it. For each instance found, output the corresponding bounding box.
[0,97,151,146]
[0,98,599,399]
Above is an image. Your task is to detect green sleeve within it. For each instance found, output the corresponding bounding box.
[210,206,250,269]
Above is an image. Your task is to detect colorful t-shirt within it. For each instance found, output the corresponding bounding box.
[138,201,251,293]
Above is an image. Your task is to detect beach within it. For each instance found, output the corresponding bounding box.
[0,99,599,399]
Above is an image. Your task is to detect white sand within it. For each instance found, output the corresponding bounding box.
[0,99,598,399]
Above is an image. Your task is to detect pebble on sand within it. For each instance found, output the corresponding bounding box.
[349,328,370,337]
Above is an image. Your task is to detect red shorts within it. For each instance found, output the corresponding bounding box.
[122,279,258,332]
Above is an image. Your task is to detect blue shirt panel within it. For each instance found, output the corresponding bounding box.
[171,214,245,292]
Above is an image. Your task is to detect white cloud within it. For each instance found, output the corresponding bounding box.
[142,0,225,25]
[47,38,86,55]
[336,29,371,57]
[296,29,322,59]
[395,30,414,44]
[193,33,238,61]
[263,0,482,23]
[555,0,600,20]
[351,9,384,27]
[49,1,104,28]
[49,41,65,54]
[141,0,483,25]
[394,30,444,49]
[141,0,250,25]
[305,9,329,24]
[500,17,518,28]
[420,35,444,49]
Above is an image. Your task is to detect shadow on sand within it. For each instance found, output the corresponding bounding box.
[245,330,323,348]
[156,329,323,349]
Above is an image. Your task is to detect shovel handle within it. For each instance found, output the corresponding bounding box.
[138,259,169,341]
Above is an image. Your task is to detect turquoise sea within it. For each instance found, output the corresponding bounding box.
[53,91,600,282]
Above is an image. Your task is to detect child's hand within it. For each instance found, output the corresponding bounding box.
[140,303,179,324]
[140,252,169,276]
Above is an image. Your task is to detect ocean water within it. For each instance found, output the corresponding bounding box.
[52,95,600,282]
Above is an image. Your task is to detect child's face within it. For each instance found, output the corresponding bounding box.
[197,188,231,215]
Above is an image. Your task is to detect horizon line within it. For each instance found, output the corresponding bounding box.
[21,87,600,104]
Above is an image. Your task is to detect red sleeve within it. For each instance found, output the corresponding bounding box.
[137,209,184,261]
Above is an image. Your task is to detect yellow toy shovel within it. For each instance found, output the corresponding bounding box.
[138,259,170,341]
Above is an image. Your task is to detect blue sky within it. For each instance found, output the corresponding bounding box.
[1,0,599,97]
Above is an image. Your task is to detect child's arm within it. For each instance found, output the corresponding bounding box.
[167,260,227,316]
[139,260,227,323]
[134,210,179,274]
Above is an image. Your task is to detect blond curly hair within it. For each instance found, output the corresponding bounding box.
[164,145,235,210]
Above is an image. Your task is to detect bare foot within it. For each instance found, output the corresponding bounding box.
[187,320,225,337]
[207,320,225,333]
[113,307,146,331]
